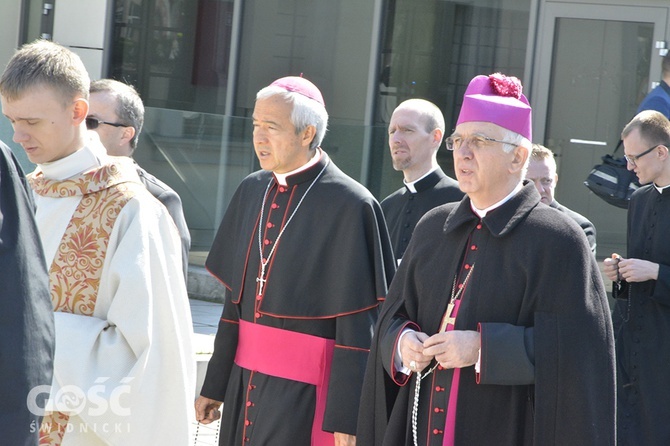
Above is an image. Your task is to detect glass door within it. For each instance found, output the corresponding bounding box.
[531,3,668,257]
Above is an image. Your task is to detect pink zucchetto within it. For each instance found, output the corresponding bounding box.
[270,75,325,107]
[456,73,532,141]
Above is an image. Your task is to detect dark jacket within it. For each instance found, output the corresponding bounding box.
[0,142,54,445]
[614,184,670,445]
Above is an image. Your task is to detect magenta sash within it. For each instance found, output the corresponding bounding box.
[443,299,462,446]
[235,320,335,446]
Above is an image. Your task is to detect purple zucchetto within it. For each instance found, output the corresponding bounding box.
[456,73,532,141]
[270,75,325,107]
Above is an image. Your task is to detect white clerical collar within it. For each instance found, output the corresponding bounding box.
[654,183,670,193]
[273,149,322,186]
[38,141,106,181]
[470,181,523,218]
[404,166,439,193]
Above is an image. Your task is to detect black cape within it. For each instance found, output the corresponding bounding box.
[358,182,615,445]
[0,141,54,445]
[613,184,670,445]
[550,200,597,255]
[202,152,396,444]
[381,168,463,260]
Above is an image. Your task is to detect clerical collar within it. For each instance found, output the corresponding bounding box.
[404,167,439,193]
[470,181,523,218]
[38,142,105,181]
[273,149,322,186]
[654,182,670,193]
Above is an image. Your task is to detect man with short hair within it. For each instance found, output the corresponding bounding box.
[526,143,596,254]
[88,78,190,277]
[358,73,615,445]
[0,140,54,445]
[603,110,670,445]
[381,99,463,262]
[195,76,396,446]
[0,40,195,445]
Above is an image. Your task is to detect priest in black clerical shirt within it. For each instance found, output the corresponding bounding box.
[603,110,670,445]
[381,99,463,262]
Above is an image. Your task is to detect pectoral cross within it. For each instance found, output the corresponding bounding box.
[438,263,475,333]
[256,262,268,295]
[439,301,457,333]
[256,276,267,295]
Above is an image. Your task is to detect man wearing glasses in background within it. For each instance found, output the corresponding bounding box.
[604,110,670,445]
[526,143,597,255]
[88,79,190,278]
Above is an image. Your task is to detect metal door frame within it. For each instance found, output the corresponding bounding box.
[530,2,668,144]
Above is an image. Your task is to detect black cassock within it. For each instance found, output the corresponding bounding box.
[358,182,616,445]
[201,152,396,445]
[381,168,463,260]
[0,141,54,445]
[614,185,670,445]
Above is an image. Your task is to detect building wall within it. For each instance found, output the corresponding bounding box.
[2,0,670,254]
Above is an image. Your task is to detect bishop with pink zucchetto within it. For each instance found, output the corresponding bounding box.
[194,75,396,445]
[358,73,616,446]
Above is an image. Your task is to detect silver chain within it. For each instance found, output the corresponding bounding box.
[256,161,328,295]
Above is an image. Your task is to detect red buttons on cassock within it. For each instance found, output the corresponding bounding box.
[248,384,256,390]
[434,407,444,413]
[245,420,252,426]
[266,222,274,228]
[437,365,444,371]
[279,186,286,193]
[246,401,253,407]
[464,264,471,270]
[271,203,279,209]
[433,429,443,435]
[255,312,261,318]
[470,245,477,251]
[458,283,464,289]
[264,239,272,245]
[476,223,482,229]
[435,386,444,392]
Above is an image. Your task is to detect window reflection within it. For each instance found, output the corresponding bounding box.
[111,0,233,113]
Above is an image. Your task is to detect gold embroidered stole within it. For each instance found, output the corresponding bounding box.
[29,162,142,445]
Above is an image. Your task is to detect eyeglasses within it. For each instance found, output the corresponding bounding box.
[623,144,665,167]
[445,134,518,151]
[85,117,128,130]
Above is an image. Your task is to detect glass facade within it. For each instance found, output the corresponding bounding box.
[4,0,532,250]
[371,0,531,196]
